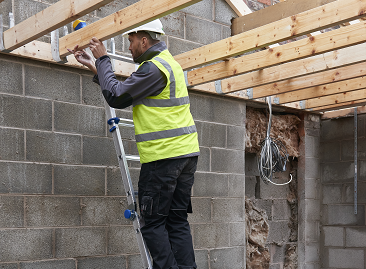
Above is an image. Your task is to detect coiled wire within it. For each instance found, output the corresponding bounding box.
[257,97,292,186]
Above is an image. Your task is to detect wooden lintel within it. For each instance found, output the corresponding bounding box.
[0,39,258,104]
[224,0,252,16]
[58,0,201,58]
[222,43,366,95]
[321,105,366,119]
[232,0,337,35]
[306,88,366,109]
[4,40,136,77]
[3,0,114,51]
[276,76,366,104]
[187,22,366,87]
[176,0,366,71]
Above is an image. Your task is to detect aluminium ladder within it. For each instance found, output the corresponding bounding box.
[105,101,152,269]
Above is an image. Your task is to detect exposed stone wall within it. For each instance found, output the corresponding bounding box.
[0,0,248,268]
[246,153,298,269]
[320,114,366,269]
[245,106,300,269]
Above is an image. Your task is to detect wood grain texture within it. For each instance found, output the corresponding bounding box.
[306,88,366,109]
[313,99,366,112]
[1,40,259,105]
[322,106,366,119]
[175,0,366,70]
[232,0,337,35]
[224,0,252,16]
[58,0,201,58]
[253,61,366,99]
[3,0,114,51]
[221,43,366,95]
[187,22,366,87]
[276,76,366,104]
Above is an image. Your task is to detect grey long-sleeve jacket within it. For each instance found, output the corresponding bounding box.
[93,42,168,109]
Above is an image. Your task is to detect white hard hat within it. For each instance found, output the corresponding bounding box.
[122,19,165,40]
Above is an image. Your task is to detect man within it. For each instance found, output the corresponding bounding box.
[69,19,199,269]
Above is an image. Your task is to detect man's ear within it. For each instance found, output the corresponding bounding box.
[141,36,148,48]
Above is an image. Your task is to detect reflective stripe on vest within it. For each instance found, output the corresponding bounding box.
[133,57,190,107]
[133,49,199,163]
[135,125,197,142]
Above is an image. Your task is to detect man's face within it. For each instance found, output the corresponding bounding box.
[128,33,144,61]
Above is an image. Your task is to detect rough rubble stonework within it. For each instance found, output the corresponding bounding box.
[245,107,301,157]
[246,197,270,269]
[287,165,298,243]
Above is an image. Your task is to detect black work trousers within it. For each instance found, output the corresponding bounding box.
[138,156,198,269]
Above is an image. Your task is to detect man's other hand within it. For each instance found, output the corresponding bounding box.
[67,45,94,67]
[67,45,97,75]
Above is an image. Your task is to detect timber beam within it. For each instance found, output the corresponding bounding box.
[322,106,366,119]
[224,0,251,16]
[304,88,366,109]
[313,100,366,112]
[275,76,366,104]
[0,40,254,103]
[2,0,115,51]
[6,40,136,77]
[58,0,201,58]
[221,43,366,95]
[175,0,366,70]
[185,22,366,87]
[232,0,337,35]
[251,60,366,99]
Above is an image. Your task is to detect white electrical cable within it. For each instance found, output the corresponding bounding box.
[257,97,293,186]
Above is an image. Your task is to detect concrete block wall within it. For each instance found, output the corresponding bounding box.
[0,0,247,268]
[320,114,366,269]
[297,114,322,269]
[245,112,322,269]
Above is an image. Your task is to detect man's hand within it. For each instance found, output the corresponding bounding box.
[68,45,97,74]
[89,37,107,59]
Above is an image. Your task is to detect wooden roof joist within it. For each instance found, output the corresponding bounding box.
[2,0,115,51]
[185,21,366,87]
[313,99,366,112]
[251,58,366,99]
[304,88,366,109]
[224,0,252,17]
[232,0,339,35]
[322,106,366,119]
[275,76,366,104]
[58,0,201,58]
[176,0,366,71]
[232,0,337,35]
[220,43,366,96]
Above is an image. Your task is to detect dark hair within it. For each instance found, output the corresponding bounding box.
[132,31,160,45]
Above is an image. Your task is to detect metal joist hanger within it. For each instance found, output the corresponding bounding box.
[51,27,68,63]
[0,13,14,53]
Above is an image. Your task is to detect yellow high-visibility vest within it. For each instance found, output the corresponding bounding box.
[133,49,199,163]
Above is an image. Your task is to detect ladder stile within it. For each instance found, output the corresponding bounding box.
[104,100,152,269]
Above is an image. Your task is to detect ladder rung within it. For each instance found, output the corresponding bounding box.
[126,154,140,162]
[118,118,134,128]
[118,122,134,128]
